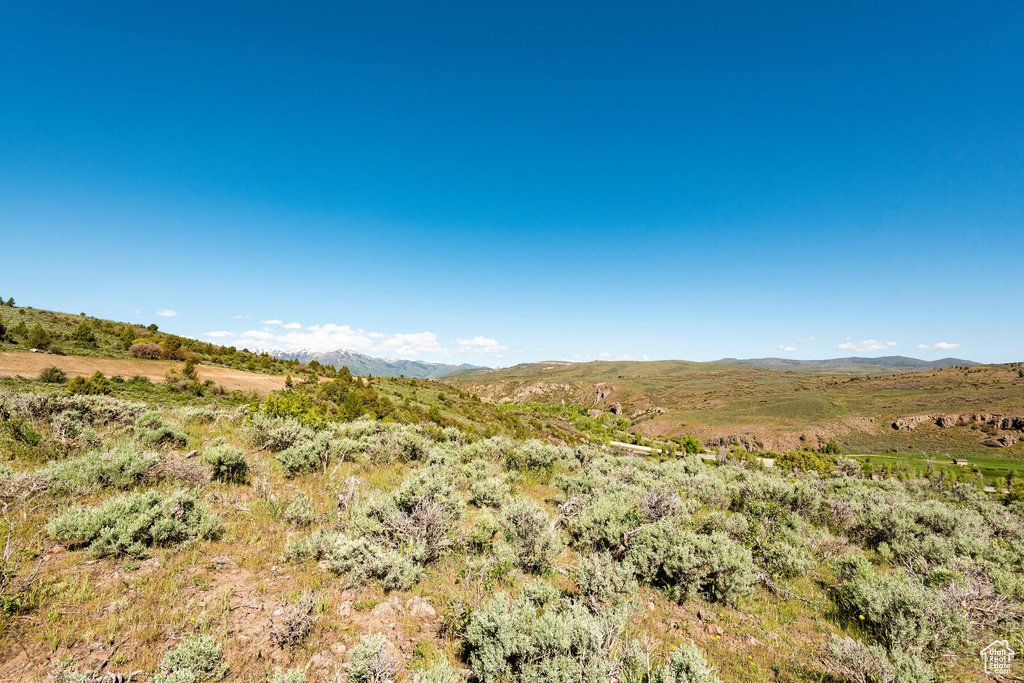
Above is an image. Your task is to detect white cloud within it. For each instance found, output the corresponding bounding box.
[787,336,815,344]
[204,331,235,338]
[456,336,510,357]
[916,342,960,350]
[134,310,141,315]
[778,345,796,352]
[225,320,511,360]
[837,339,899,352]
[565,352,635,362]
[155,309,179,317]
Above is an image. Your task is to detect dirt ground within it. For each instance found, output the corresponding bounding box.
[0,351,289,393]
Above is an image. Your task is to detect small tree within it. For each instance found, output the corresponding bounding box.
[119,326,136,348]
[26,324,51,349]
[70,320,96,345]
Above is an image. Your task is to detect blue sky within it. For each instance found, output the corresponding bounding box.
[1,1,1021,365]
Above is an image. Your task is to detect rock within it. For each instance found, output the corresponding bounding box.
[47,544,66,554]
[646,599,655,611]
[697,609,713,623]
[184,450,199,459]
[746,635,760,645]
[609,403,623,415]
[891,415,934,431]
[330,642,347,657]
[587,409,603,418]
[308,650,334,671]
[406,596,437,619]
[998,434,1019,447]
[210,555,235,569]
[706,624,724,636]
[317,560,332,571]
[337,600,353,617]
[370,601,401,619]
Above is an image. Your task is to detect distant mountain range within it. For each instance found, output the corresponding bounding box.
[268,348,483,378]
[712,355,976,371]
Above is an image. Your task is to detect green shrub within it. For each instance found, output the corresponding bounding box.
[269,668,306,683]
[653,643,721,683]
[46,490,222,558]
[325,534,422,590]
[627,523,756,605]
[26,324,51,349]
[497,497,564,573]
[66,372,112,396]
[283,491,315,526]
[419,657,464,683]
[465,593,630,682]
[468,510,500,552]
[38,366,67,384]
[469,477,510,507]
[204,443,248,483]
[154,635,227,683]
[832,556,970,653]
[42,443,158,492]
[505,439,558,472]
[574,552,638,612]
[135,411,187,447]
[349,632,399,683]
[825,636,933,683]
[774,450,835,474]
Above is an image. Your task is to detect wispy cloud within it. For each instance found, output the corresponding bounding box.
[241,330,275,340]
[837,339,898,352]
[261,319,283,325]
[282,322,302,329]
[778,345,796,351]
[155,309,179,317]
[204,331,235,338]
[916,342,960,350]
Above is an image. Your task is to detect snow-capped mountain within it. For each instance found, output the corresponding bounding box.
[267,348,483,378]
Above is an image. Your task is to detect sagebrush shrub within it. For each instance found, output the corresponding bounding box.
[833,556,970,653]
[204,443,249,483]
[825,636,934,683]
[283,491,315,526]
[269,668,306,683]
[135,411,187,447]
[653,643,721,683]
[42,443,158,492]
[627,523,755,604]
[154,635,227,683]
[46,489,222,558]
[469,476,510,508]
[497,497,564,573]
[465,593,630,683]
[349,632,399,683]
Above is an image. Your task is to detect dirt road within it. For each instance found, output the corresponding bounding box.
[0,351,289,393]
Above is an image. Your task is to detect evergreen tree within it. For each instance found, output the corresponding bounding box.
[119,326,136,349]
[26,324,51,349]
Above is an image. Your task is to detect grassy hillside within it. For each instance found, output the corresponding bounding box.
[0,302,298,376]
[445,359,1024,457]
[4,367,1024,682]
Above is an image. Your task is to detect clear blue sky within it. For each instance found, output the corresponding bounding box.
[2,1,1021,365]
